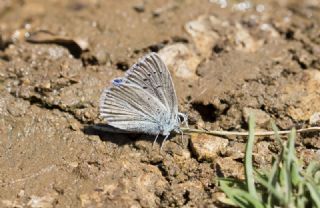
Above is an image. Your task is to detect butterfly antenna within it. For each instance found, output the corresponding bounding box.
[181,130,184,141]
[160,134,170,151]
[153,133,160,148]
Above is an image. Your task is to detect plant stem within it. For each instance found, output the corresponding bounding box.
[180,127,320,137]
[245,115,258,198]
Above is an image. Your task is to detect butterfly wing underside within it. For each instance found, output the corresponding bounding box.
[126,53,178,117]
[100,53,179,135]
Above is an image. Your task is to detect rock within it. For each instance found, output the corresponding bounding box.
[215,157,245,180]
[133,4,145,13]
[17,189,25,198]
[1,200,23,208]
[161,181,204,207]
[27,195,57,208]
[94,49,110,65]
[286,70,320,121]
[221,142,245,160]
[79,191,105,208]
[190,134,229,162]
[185,15,220,58]
[134,139,151,151]
[234,23,263,52]
[69,121,81,131]
[158,43,201,79]
[309,112,320,126]
[299,148,320,164]
[254,141,272,168]
[152,3,177,17]
[303,137,320,149]
[243,107,271,128]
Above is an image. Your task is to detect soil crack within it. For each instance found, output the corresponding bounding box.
[10,92,93,125]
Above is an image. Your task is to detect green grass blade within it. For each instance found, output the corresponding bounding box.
[245,114,258,199]
[291,162,302,186]
[278,129,297,205]
[219,181,265,208]
[218,120,320,208]
[297,183,307,208]
[315,171,320,184]
[306,161,320,177]
[286,129,297,203]
[271,121,282,146]
[268,156,281,188]
[287,128,296,163]
[306,183,320,207]
[254,170,282,201]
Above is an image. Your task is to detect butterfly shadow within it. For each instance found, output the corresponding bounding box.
[83,124,163,146]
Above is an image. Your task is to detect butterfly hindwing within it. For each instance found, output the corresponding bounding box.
[100,80,169,135]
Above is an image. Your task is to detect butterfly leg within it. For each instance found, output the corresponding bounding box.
[185,120,189,128]
[160,134,170,151]
[180,129,186,147]
[153,133,160,148]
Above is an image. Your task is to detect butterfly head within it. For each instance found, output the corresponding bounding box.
[178,112,188,126]
[169,112,188,135]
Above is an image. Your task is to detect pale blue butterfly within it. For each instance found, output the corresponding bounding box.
[99,52,187,147]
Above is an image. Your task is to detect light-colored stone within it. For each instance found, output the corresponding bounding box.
[221,142,245,160]
[309,112,320,126]
[234,23,263,52]
[158,43,201,79]
[254,141,272,168]
[287,70,320,121]
[185,15,220,58]
[303,137,320,149]
[27,195,57,208]
[1,200,23,208]
[243,107,271,128]
[190,134,229,162]
[215,157,245,180]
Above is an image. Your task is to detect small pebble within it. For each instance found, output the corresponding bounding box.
[133,4,145,13]
[69,121,80,131]
[190,134,228,162]
[243,107,271,128]
[309,112,320,126]
[215,157,245,180]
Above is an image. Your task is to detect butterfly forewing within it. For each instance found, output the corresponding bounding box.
[125,53,178,117]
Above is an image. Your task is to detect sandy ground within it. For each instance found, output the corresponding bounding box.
[1,0,320,207]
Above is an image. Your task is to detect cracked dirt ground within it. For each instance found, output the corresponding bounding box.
[1,0,320,207]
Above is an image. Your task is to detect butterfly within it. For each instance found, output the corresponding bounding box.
[99,52,187,147]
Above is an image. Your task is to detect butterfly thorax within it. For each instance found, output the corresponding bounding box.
[159,112,187,136]
[160,119,180,136]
